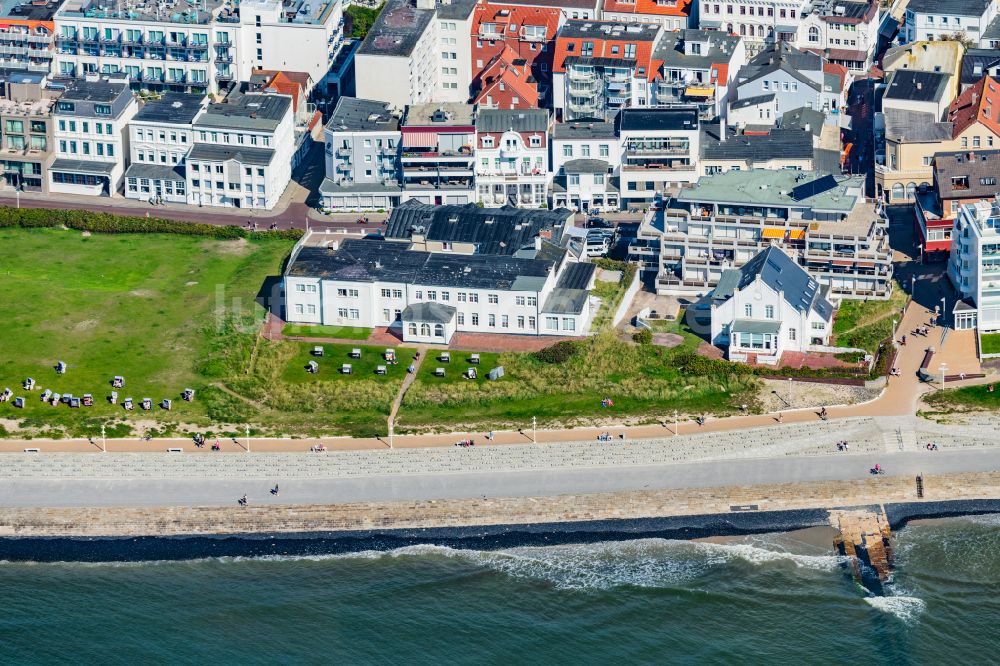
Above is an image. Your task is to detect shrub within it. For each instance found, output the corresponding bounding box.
[532,340,580,364]
[633,328,653,345]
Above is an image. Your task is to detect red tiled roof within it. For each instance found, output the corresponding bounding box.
[474,47,540,109]
[948,76,1000,139]
[553,23,657,75]
[602,0,691,17]
[823,62,849,91]
[472,2,562,40]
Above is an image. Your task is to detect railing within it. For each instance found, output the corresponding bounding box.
[568,70,597,82]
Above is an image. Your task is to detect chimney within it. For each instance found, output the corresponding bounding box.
[916,82,922,90]
[719,117,725,142]
[535,236,542,250]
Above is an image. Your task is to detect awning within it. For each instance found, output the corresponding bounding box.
[788,229,806,240]
[50,158,115,175]
[732,319,782,335]
[684,86,714,97]
[761,227,785,239]
[832,259,854,266]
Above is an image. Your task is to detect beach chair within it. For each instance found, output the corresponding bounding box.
[307,360,319,374]
[439,352,451,363]
[23,377,34,391]
[469,353,480,365]
[13,397,23,408]
[123,398,134,411]
[161,399,171,410]
[466,367,477,380]
[0,388,10,402]
[41,389,52,402]
[51,393,60,405]
[488,366,505,381]
[350,348,362,359]
[312,346,324,357]
[384,349,396,363]
[82,394,93,407]
[61,394,72,405]
[376,365,387,375]
[341,363,352,374]
[56,361,66,374]
[141,398,152,411]
[434,367,445,377]
[69,397,81,408]
[182,388,195,401]
[109,390,118,404]
[112,376,124,389]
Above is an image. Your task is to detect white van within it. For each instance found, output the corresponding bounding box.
[585,236,610,257]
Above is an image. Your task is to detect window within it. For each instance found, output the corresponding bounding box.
[808,26,819,43]
[562,145,573,157]
[427,290,437,300]
[294,304,304,314]
[581,144,590,157]
[594,174,605,185]
[562,318,576,332]
[569,174,580,186]
[457,313,465,325]
[482,136,494,148]
[94,104,112,116]
[527,296,537,307]
[471,313,479,326]
[457,292,467,302]
[393,289,403,298]
[765,305,774,319]
[974,136,982,148]
[545,316,558,330]
[744,304,752,317]
[789,328,797,341]
[488,293,499,304]
[469,293,479,303]
[501,315,509,328]
[624,44,635,58]
[488,314,496,327]
[381,288,392,298]
[599,144,609,157]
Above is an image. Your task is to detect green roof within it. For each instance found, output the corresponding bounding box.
[731,319,782,335]
[677,171,863,213]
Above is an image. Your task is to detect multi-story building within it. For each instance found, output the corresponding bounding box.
[699,0,805,54]
[473,49,541,109]
[699,123,816,175]
[497,0,600,22]
[320,96,402,211]
[186,91,293,209]
[961,48,1000,91]
[0,70,59,193]
[649,28,745,121]
[903,0,997,45]
[618,107,700,207]
[710,245,834,364]
[470,2,561,101]
[474,107,548,207]
[49,76,136,195]
[400,101,475,205]
[795,0,879,72]
[551,119,620,211]
[354,0,477,109]
[633,170,893,300]
[602,0,693,31]
[123,92,204,203]
[52,0,347,96]
[552,20,661,122]
[948,196,1000,331]
[0,0,62,74]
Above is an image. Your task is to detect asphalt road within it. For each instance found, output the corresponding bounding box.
[1,448,997,508]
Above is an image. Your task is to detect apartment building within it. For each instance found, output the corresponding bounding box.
[399,101,475,205]
[49,76,136,195]
[699,0,806,54]
[474,107,549,207]
[617,107,700,207]
[883,40,964,103]
[552,20,661,122]
[633,170,893,300]
[948,197,1000,331]
[903,0,997,45]
[650,29,745,121]
[123,92,203,203]
[494,0,600,22]
[320,96,403,211]
[710,245,834,364]
[602,0,693,31]
[795,0,879,72]
[470,2,561,101]
[699,123,816,175]
[186,91,293,209]
[550,119,620,211]
[0,70,59,193]
[354,0,476,109]
[0,0,62,74]
[472,50,541,109]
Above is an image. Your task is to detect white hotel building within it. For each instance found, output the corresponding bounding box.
[948,198,1000,332]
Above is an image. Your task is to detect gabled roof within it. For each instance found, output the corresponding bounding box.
[603,0,692,17]
[713,246,833,320]
[905,0,991,16]
[476,107,549,133]
[883,69,951,104]
[552,119,617,139]
[947,76,1000,139]
[700,126,814,163]
[553,20,659,75]
[472,2,562,40]
[738,43,823,92]
[934,149,1000,199]
[781,106,826,137]
[402,302,457,323]
[473,47,541,110]
[650,29,742,78]
[883,108,953,142]
[961,49,1000,87]
[383,200,572,255]
[325,97,399,133]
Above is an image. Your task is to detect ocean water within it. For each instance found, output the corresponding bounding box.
[1,516,999,664]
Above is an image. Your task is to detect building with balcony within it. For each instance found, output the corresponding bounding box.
[552,20,662,122]
[471,2,561,103]
[186,91,293,209]
[49,76,136,195]
[474,107,549,207]
[650,29,745,122]
[710,245,834,364]
[0,69,59,193]
[0,0,63,75]
[699,123,816,175]
[602,0,693,31]
[123,92,203,203]
[914,149,1000,262]
[948,196,1000,331]
[699,0,807,55]
[551,118,620,211]
[634,170,893,300]
[400,101,475,205]
[473,47,541,109]
[902,0,997,46]
[354,0,477,109]
[796,0,879,72]
[617,106,700,207]
[320,96,403,211]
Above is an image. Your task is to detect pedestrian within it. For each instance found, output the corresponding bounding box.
[776,412,783,423]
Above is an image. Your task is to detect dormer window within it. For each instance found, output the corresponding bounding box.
[529,135,541,147]
[482,136,495,148]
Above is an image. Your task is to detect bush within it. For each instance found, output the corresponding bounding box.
[532,340,580,364]
[633,328,653,345]
[0,207,303,240]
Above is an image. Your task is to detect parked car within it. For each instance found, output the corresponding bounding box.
[586,216,613,229]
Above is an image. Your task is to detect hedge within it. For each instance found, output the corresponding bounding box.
[0,206,303,240]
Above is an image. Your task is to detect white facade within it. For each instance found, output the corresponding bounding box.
[948,198,1000,332]
[903,2,997,45]
[124,117,193,203]
[618,110,701,205]
[795,7,879,70]
[475,128,548,207]
[551,129,621,175]
[435,12,474,103]
[700,0,808,53]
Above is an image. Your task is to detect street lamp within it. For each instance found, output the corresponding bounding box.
[674,409,678,437]
[917,243,923,264]
[532,416,537,444]
[245,424,251,453]
[101,423,106,453]
[939,362,948,387]
[940,296,947,326]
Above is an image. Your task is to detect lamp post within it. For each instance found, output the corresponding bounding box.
[939,362,948,387]
[892,318,897,344]
[532,416,537,444]
[917,243,923,264]
[245,424,251,453]
[388,421,393,449]
[940,296,947,326]
[674,409,678,437]
[101,423,106,453]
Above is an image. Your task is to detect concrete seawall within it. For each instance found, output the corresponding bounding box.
[2,470,999,541]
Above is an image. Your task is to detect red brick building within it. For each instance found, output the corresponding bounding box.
[471,3,562,100]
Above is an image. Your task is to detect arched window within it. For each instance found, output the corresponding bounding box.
[408,323,417,336]
[919,182,931,193]
[739,24,745,36]
[727,23,733,34]
[891,183,904,200]
[905,182,916,199]
[434,324,445,338]
[420,323,431,337]
[808,26,820,43]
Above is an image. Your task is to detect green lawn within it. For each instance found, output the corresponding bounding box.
[832,280,908,354]
[0,228,292,438]
[282,323,372,340]
[981,333,1000,356]
[924,384,999,411]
